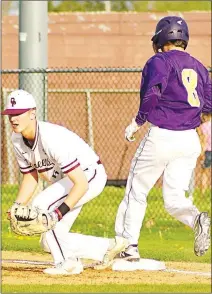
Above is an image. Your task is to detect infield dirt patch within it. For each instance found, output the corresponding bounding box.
[2,251,211,286]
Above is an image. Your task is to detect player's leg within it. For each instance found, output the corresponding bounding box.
[39,206,83,254]
[163,154,200,227]
[43,229,113,265]
[32,163,106,211]
[43,234,123,275]
[47,164,107,246]
[32,163,106,230]
[111,129,166,263]
[32,164,108,273]
[163,142,210,256]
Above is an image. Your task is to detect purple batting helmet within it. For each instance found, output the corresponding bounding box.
[151,16,189,50]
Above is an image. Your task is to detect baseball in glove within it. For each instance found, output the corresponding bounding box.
[9,205,58,236]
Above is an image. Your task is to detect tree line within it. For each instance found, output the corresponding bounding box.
[48,1,211,13]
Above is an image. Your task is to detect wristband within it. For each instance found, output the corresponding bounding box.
[54,202,70,220]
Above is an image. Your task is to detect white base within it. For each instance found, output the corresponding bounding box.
[112,258,166,271]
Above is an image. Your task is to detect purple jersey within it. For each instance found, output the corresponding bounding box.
[135,50,212,130]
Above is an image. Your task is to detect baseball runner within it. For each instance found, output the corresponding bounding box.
[2,89,128,275]
[103,16,211,265]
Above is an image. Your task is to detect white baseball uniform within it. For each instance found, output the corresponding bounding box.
[115,125,201,245]
[12,121,110,264]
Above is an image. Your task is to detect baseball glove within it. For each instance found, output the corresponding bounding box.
[9,205,58,236]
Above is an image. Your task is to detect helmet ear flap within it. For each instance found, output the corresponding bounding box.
[152,43,159,54]
[151,32,162,53]
[151,33,158,45]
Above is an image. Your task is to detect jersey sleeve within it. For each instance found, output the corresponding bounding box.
[135,55,170,126]
[13,146,36,174]
[202,71,212,114]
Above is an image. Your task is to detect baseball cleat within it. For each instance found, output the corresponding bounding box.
[194,212,211,256]
[94,236,129,270]
[43,257,83,275]
[117,244,140,262]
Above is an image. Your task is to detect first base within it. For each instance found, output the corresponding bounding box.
[112,258,166,271]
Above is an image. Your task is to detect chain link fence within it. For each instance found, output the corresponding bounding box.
[1,68,211,227]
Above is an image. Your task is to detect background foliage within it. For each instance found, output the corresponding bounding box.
[48,1,211,12]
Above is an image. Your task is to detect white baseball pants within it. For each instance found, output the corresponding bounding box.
[32,163,110,264]
[115,125,201,245]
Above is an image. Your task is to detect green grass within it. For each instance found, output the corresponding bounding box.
[1,185,211,263]
[2,283,211,293]
[133,1,211,12]
[2,185,211,293]
[49,0,211,12]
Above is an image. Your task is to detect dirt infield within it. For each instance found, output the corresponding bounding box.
[2,251,211,286]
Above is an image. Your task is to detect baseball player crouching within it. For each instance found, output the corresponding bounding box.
[2,89,128,275]
[103,16,211,264]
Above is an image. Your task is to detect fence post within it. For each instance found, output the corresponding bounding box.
[43,71,48,121]
[19,1,48,122]
[85,90,94,150]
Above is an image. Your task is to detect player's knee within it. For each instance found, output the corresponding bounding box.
[164,198,185,217]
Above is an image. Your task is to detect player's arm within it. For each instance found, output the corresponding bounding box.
[135,84,161,126]
[15,170,38,204]
[64,166,88,208]
[9,166,88,235]
[135,56,169,126]
[50,166,88,220]
[11,143,39,205]
[45,137,89,218]
[9,167,87,235]
[8,169,38,221]
[125,56,169,141]
[125,85,161,142]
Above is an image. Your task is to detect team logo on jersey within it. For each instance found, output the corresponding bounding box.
[34,158,54,169]
[10,97,16,107]
[52,170,59,179]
